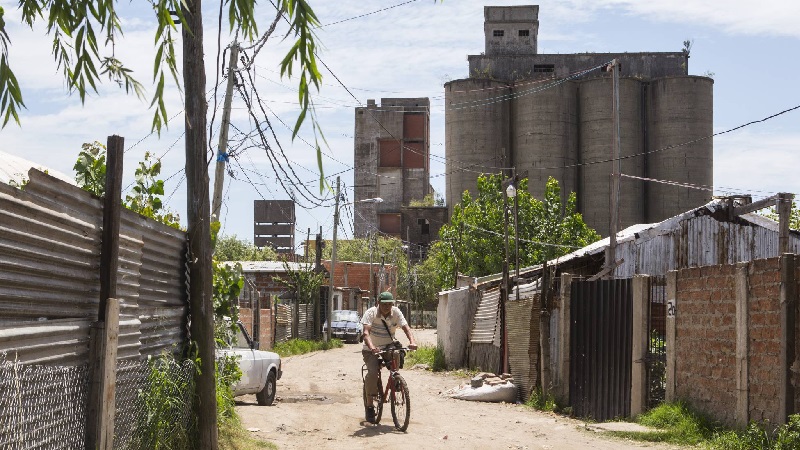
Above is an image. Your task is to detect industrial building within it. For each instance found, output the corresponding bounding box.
[445,5,714,236]
[353,97,446,259]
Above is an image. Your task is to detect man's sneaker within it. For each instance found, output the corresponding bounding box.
[365,406,376,423]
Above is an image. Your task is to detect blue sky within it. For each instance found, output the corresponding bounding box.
[2,0,799,250]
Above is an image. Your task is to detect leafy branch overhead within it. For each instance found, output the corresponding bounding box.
[0,0,321,139]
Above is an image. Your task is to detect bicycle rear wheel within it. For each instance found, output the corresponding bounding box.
[390,374,410,431]
[362,377,383,424]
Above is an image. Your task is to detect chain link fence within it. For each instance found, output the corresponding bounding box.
[0,353,195,450]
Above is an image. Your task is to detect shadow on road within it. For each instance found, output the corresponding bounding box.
[351,422,407,437]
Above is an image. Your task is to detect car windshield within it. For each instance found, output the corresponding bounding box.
[331,310,358,322]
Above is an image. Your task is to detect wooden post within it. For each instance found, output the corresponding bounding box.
[735,262,750,428]
[182,0,218,445]
[86,135,124,450]
[665,270,678,402]
[539,262,551,395]
[779,254,796,423]
[558,273,572,405]
[631,275,650,416]
[778,193,794,256]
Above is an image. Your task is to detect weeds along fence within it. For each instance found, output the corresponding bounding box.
[0,353,195,449]
[0,169,192,447]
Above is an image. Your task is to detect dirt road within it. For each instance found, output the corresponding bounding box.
[236,329,678,450]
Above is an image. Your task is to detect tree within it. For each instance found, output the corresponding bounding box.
[429,174,600,289]
[214,234,277,261]
[73,143,181,229]
[763,201,800,230]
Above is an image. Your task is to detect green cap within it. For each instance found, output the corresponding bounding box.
[378,291,394,303]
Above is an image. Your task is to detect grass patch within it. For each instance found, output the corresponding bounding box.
[219,419,277,450]
[273,338,343,357]
[708,414,800,450]
[525,388,557,412]
[605,402,716,446]
[404,344,446,371]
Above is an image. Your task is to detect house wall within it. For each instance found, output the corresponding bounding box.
[672,257,796,427]
[437,287,480,368]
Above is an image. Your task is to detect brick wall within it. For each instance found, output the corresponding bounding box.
[675,264,738,426]
[673,257,793,427]
[747,258,782,423]
[239,307,275,351]
[321,260,398,299]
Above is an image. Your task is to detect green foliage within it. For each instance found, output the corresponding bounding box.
[272,260,325,306]
[216,353,243,424]
[214,234,277,261]
[709,415,800,450]
[124,151,181,228]
[273,338,342,357]
[608,401,716,445]
[525,388,557,412]
[73,141,106,197]
[430,175,600,289]
[409,194,436,207]
[137,353,197,450]
[762,201,800,230]
[213,261,244,345]
[219,420,277,450]
[403,344,446,372]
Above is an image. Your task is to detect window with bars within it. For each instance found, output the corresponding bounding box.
[519,29,530,37]
[493,30,504,37]
[533,64,555,73]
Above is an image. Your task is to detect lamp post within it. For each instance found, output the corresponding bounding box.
[327,185,382,341]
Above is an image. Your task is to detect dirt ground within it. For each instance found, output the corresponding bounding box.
[236,329,682,450]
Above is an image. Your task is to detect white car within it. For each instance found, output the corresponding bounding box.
[217,321,282,405]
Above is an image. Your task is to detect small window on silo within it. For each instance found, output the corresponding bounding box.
[519,30,530,37]
[534,64,555,73]
[493,30,504,37]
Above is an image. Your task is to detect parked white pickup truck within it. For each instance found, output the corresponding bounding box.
[217,321,282,405]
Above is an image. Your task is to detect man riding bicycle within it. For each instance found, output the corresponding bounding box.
[361,291,417,423]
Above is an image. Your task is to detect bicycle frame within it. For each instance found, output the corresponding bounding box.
[377,348,404,402]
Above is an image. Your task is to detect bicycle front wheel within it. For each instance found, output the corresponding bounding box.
[390,374,410,431]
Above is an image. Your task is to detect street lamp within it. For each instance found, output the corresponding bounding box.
[326,183,383,341]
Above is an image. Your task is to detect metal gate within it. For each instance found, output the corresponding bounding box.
[570,278,632,421]
[646,277,667,409]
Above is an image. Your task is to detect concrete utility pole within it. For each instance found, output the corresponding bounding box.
[606,59,622,278]
[327,176,341,342]
[182,0,218,445]
[501,176,510,375]
[211,41,240,221]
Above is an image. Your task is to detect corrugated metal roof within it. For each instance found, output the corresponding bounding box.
[224,261,313,272]
[476,198,800,285]
[0,151,74,186]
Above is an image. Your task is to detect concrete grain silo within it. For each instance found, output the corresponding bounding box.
[445,78,511,212]
[512,80,579,203]
[647,77,714,221]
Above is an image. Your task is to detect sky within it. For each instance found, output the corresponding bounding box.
[2,0,799,251]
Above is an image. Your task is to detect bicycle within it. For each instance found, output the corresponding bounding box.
[362,341,412,431]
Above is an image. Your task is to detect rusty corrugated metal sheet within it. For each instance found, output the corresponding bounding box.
[470,288,500,345]
[507,293,539,400]
[0,169,188,364]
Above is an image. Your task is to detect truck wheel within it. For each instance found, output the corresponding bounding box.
[257,371,277,406]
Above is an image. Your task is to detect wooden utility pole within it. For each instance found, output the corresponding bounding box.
[211,41,240,221]
[86,135,124,450]
[327,176,341,342]
[606,59,621,278]
[778,193,794,255]
[182,0,218,446]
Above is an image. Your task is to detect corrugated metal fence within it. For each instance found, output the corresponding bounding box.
[570,278,632,421]
[0,169,188,363]
[467,288,501,373]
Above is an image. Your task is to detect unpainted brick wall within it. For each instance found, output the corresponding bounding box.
[747,258,782,424]
[675,257,791,427]
[675,264,738,426]
[239,307,276,351]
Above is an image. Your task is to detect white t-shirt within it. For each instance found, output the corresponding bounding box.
[361,306,407,351]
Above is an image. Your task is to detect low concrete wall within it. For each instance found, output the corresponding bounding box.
[437,287,479,368]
